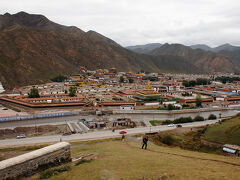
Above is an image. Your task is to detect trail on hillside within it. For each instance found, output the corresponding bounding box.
[124,140,240,167]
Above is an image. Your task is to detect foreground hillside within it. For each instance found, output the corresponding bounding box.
[22,138,240,180]
[0,12,199,89]
[204,116,240,145]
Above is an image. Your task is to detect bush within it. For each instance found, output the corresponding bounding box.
[162,135,175,145]
[162,120,173,125]
[194,115,204,121]
[120,76,125,83]
[173,117,193,124]
[69,87,77,97]
[39,165,71,179]
[208,114,217,120]
[128,78,134,83]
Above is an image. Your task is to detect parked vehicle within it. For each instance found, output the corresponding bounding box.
[176,124,182,128]
[62,132,72,136]
[119,131,127,134]
[16,134,26,139]
[167,124,175,127]
[2,107,8,110]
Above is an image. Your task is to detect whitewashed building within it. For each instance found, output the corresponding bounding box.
[0,82,5,93]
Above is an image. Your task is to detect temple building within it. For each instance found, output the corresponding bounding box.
[134,80,165,102]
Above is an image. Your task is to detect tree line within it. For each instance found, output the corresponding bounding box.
[182,78,211,87]
[215,76,240,84]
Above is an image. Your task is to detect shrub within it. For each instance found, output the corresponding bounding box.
[194,115,204,121]
[208,114,217,120]
[69,87,77,97]
[39,165,71,179]
[162,135,175,145]
[128,78,134,83]
[173,117,193,124]
[162,120,173,125]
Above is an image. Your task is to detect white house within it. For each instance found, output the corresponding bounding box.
[120,105,134,110]
[0,82,5,93]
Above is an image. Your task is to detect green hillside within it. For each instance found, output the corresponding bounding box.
[204,116,240,145]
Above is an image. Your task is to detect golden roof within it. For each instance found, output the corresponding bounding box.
[136,80,161,97]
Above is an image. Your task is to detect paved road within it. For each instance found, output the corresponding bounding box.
[0,109,238,129]
[0,120,218,148]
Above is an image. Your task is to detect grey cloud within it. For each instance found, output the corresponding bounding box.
[0,0,239,47]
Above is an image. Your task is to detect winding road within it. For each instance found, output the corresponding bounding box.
[0,120,218,148]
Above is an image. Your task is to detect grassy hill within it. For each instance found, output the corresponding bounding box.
[23,138,239,180]
[204,116,240,145]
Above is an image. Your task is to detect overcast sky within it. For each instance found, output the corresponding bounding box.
[1,0,240,47]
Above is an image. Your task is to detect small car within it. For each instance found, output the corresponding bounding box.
[62,132,72,136]
[2,107,8,110]
[176,124,182,128]
[16,134,26,139]
[167,124,175,127]
[119,131,127,134]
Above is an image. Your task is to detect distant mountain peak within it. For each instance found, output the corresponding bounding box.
[126,43,162,54]
[3,12,11,16]
[0,11,86,34]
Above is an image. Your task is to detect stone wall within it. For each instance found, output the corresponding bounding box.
[0,142,71,180]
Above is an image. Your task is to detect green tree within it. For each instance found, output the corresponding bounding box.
[28,87,40,98]
[182,80,190,87]
[50,74,67,82]
[120,76,125,83]
[69,87,77,97]
[189,80,196,87]
[128,78,134,83]
[196,94,202,107]
[167,104,174,110]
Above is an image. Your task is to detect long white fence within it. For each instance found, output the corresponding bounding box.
[0,111,81,122]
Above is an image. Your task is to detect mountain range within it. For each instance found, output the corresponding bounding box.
[127,43,240,73]
[0,12,239,89]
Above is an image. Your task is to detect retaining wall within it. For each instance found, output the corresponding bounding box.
[0,142,71,180]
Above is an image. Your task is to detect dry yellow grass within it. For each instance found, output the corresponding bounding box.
[42,138,240,180]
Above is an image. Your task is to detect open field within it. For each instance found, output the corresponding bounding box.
[15,138,238,180]
[204,116,240,145]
